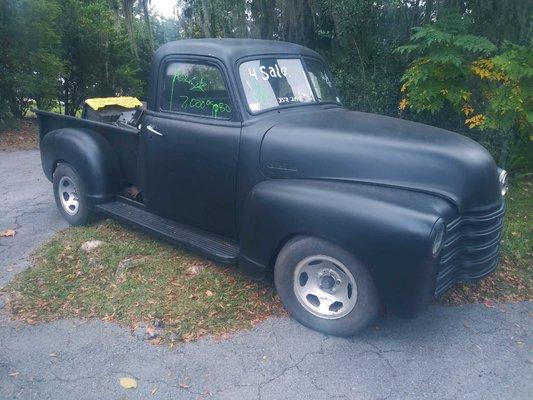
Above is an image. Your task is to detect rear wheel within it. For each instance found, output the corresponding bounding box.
[53,163,90,226]
[274,237,379,336]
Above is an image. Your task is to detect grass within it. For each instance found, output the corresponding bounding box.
[5,220,284,344]
[3,179,531,342]
[441,176,532,305]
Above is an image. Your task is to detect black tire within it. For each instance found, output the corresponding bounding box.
[53,163,90,226]
[274,236,379,336]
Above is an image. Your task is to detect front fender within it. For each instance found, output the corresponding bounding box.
[40,128,121,203]
[239,179,455,316]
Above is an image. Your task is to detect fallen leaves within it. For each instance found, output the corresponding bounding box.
[102,314,116,322]
[0,119,39,151]
[81,240,104,252]
[5,219,285,346]
[119,376,138,389]
[125,185,141,200]
[145,325,157,338]
[484,300,494,308]
[1,229,16,238]
[185,264,205,276]
[148,337,162,345]
[441,257,532,306]
[116,256,149,282]
[118,256,149,270]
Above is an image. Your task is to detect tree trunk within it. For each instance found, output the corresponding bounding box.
[251,0,276,39]
[200,0,212,37]
[63,81,69,116]
[280,0,315,46]
[122,0,139,58]
[140,0,154,52]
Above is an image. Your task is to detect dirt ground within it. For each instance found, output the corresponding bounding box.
[0,119,39,151]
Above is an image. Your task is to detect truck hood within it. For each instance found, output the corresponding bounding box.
[260,108,502,213]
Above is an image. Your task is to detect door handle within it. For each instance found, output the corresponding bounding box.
[146,125,164,137]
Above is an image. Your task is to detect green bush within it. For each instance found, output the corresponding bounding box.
[397,11,532,172]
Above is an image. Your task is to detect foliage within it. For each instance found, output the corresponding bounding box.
[397,11,497,113]
[398,10,532,169]
[57,0,144,115]
[0,0,158,119]
[315,0,408,114]
[0,0,63,118]
[470,43,533,134]
[179,0,249,38]
[1,0,531,173]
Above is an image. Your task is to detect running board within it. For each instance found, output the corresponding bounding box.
[95,200,239,264]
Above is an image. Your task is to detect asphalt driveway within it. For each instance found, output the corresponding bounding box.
[1,150,532,400]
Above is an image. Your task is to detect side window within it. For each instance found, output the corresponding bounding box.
[159,61,232,119]
[304,58,340,104]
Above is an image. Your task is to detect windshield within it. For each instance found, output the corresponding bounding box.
[239,58,340,113]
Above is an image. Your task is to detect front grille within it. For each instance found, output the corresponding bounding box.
[434,202,505,296]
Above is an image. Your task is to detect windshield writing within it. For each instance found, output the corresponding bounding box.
[239,58,340,113]
[240,59,316,112]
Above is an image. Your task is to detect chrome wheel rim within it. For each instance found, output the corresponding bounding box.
[293,255,357,319]
[58,176,80,215]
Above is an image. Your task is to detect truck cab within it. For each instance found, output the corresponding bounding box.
[36,39,507,336]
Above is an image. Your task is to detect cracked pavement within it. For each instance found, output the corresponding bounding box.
[1,150,532,399]
[0,150,67,291]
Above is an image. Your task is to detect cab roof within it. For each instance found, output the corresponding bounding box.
[152,38,322,66]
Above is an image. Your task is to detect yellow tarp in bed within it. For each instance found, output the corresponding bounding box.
[85,96,142,111]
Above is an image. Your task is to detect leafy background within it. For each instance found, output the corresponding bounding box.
[0,0,531,173]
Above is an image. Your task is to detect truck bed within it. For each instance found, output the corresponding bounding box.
[35,110,140,185]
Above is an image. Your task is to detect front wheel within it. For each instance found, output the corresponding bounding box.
[53,163,90,226]
[274,237,379,336]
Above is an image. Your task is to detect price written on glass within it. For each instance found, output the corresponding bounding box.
[247,64,289,81]
[179,96,231,118]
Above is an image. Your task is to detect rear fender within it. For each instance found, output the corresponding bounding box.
[40,128,121,204]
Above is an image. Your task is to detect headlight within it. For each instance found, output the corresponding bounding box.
[498,168,508,196]
[431,220,446,256]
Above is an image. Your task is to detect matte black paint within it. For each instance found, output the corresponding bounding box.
[39,126,122,203]
[37,111,138,188]
[260,108,502,213]
[36,39,505,317]
[239,179,455,316]
[141,113,241,237]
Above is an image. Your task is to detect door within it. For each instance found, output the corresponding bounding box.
[140,59,241,237]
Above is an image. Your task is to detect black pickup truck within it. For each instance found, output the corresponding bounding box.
[36,39,507,336]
